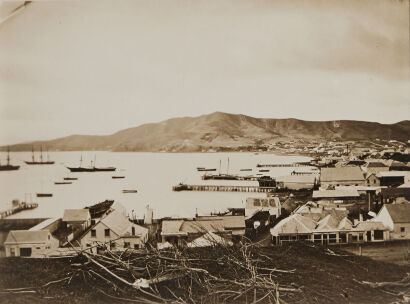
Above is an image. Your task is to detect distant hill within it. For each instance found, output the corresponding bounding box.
[3,112,410,152]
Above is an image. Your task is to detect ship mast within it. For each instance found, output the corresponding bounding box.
[31,146,35,162]
[40,146,43,163]
[80,154,83,167]
[227,157,230,175]
[7,147,10,165]
[218,159,221,175]
[46,146,50,162]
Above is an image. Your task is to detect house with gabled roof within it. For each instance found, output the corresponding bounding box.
[79,210,148,253]
[63,209,91,238]
[362,161,389,176]
[320,167,365,187]
[160,215,245,246]
[373,203,410,239]
[4,230,59,257]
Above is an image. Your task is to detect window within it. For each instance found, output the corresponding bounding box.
[91,220,95,225]
[352,235,358,242]
[329,234,337,243]
[124,242,130,248]
[132,227,135,236]
[359,233,364,241]
[400,227,405,233]
[36,247,41,249]
[91,229,96,237]
[48,235,50,240]
[86,243,91,247]
[110,242,116,249]
[134,244,139,249]
[105,229,110,237]
[374,230,384,240]
[10,248,15,257]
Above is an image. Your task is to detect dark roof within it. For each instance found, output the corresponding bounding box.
[385,204,410,223]
[366,162,388,168]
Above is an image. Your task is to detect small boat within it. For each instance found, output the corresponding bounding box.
[64,177,78,180]
[259,169,270,172]
[24,146,54,165]
[122,190,138,193]
[112,176,125,179]
[197,167,217,172]
[0,147,20,171]
[240,169,252,171]
[54,182,72,185]
[36,193,53,197]
[172,183,192,191]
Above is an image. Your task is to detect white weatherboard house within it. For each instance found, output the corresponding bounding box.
[4,230,59,257]
[373,203,410,240]
[80,210,148,253]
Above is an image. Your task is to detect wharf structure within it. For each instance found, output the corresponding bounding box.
[256,162,312,168]
[0,200,38,219]
[172,184,276,193]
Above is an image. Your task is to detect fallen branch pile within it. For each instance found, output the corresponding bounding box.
[77,242,302,303]
[1,242,301,303]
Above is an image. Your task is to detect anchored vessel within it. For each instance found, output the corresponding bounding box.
[67,155,116,172]
[24,146,54,165]
[0,148,20,171]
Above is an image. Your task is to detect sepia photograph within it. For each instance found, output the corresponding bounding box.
[0,0,409,303]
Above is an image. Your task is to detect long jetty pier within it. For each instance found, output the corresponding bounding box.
[173,184,276,193]
[201,175,259,181]
[256,162,312,168]
[0,201,39,219]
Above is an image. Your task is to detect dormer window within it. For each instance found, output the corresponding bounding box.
[132,227,135,236]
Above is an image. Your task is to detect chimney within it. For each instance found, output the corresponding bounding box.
[144,205,153,225]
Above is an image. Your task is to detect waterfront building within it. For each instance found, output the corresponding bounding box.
[320,167,365,187]
[79,210,148,253]
[4,230,59,257]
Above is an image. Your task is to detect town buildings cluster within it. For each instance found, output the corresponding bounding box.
[2,149,410,258]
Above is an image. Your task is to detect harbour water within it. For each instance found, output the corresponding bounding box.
[0,152,312,219]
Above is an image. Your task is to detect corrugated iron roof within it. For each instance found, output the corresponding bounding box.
[5,230,50,244]
[385,204,410,223]
[313,189,360,199]
[100,210,147,237]
[63,209,90,222]
[320,167,364,182]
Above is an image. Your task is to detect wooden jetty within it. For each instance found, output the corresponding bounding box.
[0,200,39,219]
[173,184,276,193]
[256,162,312,168]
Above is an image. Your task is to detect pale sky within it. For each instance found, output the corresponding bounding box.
[0,0,409,145]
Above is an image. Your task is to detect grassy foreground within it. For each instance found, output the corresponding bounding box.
[0,242,409,304]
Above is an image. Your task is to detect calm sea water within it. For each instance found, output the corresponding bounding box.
[0,152,311,219]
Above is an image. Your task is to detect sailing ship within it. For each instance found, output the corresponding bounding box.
[24,146,54,165]
[67,155,116,172]
[0,148,20,171]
